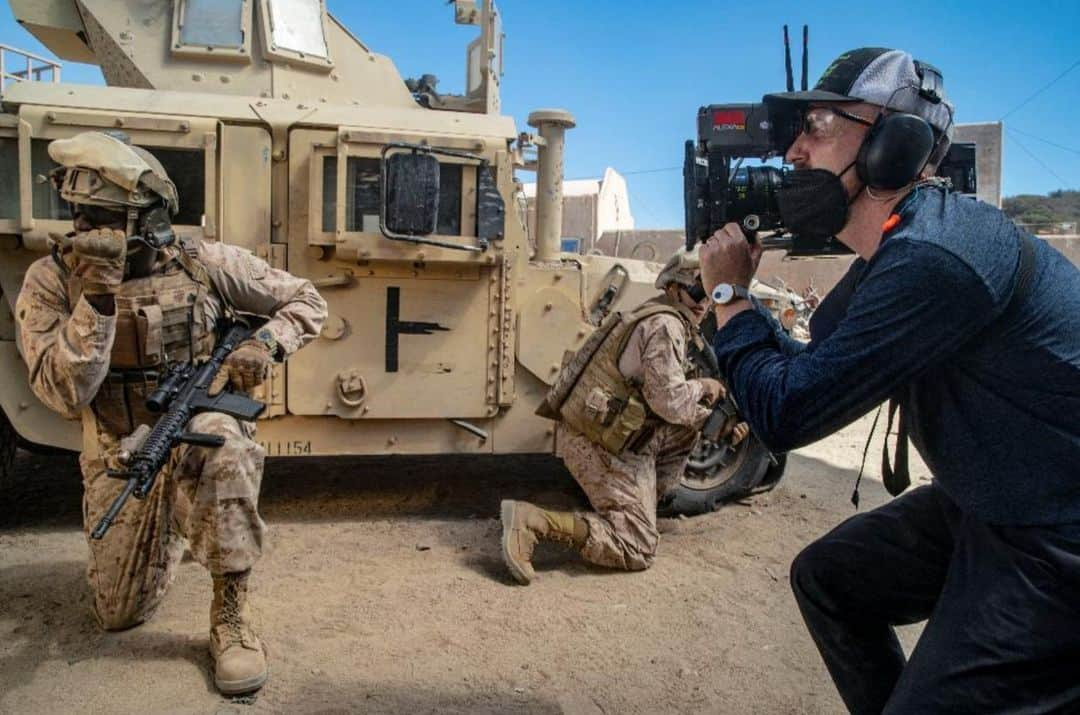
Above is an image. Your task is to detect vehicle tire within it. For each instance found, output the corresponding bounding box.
[659,435,786,517]
[0,408,16,494]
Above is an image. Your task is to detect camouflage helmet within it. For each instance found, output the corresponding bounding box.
[654,246,701,290]
[48,131,179,215]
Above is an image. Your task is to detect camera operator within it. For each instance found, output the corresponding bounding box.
[699,48,1080,712]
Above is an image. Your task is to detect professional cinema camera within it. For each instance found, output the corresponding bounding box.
[683,27,849,256]
[683,26,976,255]
[682,100,850,256]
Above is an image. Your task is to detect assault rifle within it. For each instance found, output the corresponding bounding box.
[687,338,741,443]
[90,322,266,540]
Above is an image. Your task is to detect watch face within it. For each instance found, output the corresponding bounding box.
[712,284,734,304]
[256,328,273,341]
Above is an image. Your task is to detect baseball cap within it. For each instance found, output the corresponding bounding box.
[764,47,954,137]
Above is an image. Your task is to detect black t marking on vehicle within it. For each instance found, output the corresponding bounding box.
[385,286,450,372]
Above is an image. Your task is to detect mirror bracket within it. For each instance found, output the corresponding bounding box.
[380,142,500,253]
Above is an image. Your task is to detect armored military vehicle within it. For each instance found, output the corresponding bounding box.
[0,0,780,513]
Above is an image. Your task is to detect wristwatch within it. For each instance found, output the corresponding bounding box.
[711,283,750,305]
[253,327,281,361]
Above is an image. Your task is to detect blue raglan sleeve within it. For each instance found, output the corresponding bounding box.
[712,238,997,452]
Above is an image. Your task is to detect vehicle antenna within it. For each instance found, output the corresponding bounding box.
[801,25,809,91]
[783,25,795,92]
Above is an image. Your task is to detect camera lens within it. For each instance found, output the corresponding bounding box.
[728,166,786,231]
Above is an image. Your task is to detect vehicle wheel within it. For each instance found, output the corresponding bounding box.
[659,435,786,516]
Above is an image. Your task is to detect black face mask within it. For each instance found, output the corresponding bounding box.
[683,278,707,303]
[777,163,856,238]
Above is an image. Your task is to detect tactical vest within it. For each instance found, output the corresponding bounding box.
[537,296,703,455]
[65,237,215,435]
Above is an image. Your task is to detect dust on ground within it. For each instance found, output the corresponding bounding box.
[0,412,929,714]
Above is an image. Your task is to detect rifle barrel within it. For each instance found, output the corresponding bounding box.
[91,478,138,540]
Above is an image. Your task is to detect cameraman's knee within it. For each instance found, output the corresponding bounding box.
[790,536,839,602]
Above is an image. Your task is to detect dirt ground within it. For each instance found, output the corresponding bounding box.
[0,412,930,714]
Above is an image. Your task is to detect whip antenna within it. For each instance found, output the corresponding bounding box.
[783,25,795,92]
[801,25,809,90]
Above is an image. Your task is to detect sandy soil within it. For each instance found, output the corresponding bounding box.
[0,412,930,714]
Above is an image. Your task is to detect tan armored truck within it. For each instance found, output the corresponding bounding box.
[0,0,781,513]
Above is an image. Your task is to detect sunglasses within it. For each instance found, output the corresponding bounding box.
[683,280,707,303]
[796,106,876,141]
[77,204,128,227]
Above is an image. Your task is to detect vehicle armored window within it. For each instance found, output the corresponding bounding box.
[0,137,15,220]
[321,156,478,237]
[172,0,251,59]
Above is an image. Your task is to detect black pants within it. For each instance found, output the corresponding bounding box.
[791,484,1080,714]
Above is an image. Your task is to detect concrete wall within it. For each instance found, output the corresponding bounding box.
[595,229,683,261]
[594,168,634,241]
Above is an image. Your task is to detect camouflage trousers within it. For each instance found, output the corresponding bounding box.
[557,423,699,571]
[79,410,267,631]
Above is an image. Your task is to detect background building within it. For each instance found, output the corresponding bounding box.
[952,122,1003,207]
[522,167,634,254]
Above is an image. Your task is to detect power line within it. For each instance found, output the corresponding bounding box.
[1007,127,1080,157]
[566,166,681,181]
[1000,57,1080,121]
[622,166,680,176]
[624,183,667,228]
[1006,128,1072,188]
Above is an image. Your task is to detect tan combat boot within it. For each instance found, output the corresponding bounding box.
[500,499,589,585]
[210,571,268,695]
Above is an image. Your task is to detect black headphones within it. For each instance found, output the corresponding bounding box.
[855,61,950,191]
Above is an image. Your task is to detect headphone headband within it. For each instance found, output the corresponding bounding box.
[913,60,944,104]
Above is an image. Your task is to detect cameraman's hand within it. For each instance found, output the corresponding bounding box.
[699,223,763,294]
[72,228,126,295]
[697,377,725,406]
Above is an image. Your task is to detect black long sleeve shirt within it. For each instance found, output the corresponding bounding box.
[713,186,1080,526]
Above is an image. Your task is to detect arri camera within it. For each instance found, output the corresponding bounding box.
[683,102,852,256]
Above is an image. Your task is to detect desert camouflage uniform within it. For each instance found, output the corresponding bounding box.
[557,311,710,571]
[16,238,326,629]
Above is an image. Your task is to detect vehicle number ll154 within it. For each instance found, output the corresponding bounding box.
[258,440,312,456]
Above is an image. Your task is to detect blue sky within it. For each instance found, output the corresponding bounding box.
[4,1,1078,228]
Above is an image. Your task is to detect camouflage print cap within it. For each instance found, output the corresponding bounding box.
[48,131,179,214]
[654,246,701,290]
